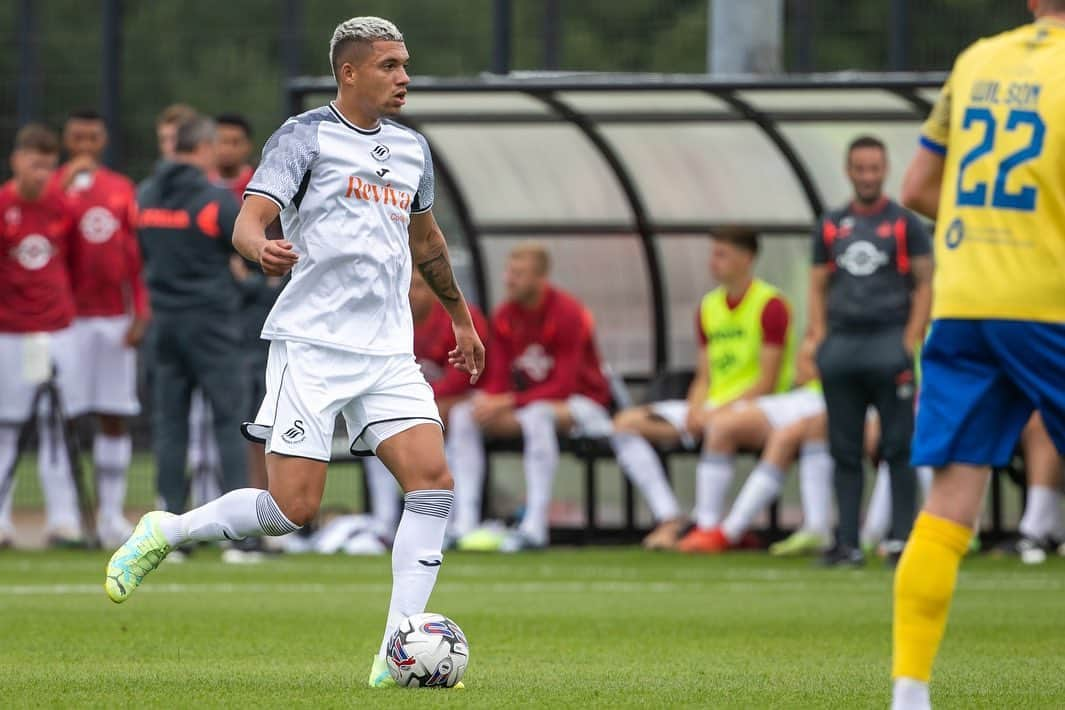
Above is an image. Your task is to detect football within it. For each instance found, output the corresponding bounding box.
[386,613,469,688]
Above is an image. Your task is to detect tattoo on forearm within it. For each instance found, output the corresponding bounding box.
[418,252,462,305]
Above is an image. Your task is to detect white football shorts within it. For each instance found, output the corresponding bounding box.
[752,387,826,430]
[63,316,140,418]
[243,340,442,461]
[648,398,715,449]
[0,329,79,423]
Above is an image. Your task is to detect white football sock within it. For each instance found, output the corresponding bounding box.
[0,426,19,534]
[364,457,401,538]
[916,466,933,500]
[447,400,484,537]
[693,452,734,529]
[722,463,784,543]
[157,488,300,546]
[377,489,453,657]
[516,403,558,544]
[861,460,892,547]
[1019,485,1063,541]
[94,433,131,523]
[37,414,82,533]
[798,441,833,537]
[610,431,680,522]
[891,677,930,710]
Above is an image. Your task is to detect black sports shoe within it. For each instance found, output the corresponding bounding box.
[881,539,906,569]
[993,535,1050,564]
[818,544,865,568]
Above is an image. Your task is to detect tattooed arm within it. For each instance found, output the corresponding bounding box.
[409,210,485,382]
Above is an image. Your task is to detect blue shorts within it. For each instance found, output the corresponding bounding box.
[912,319,1065,467]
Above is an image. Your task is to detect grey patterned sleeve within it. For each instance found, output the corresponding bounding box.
[410,130,435,214]
[244,118,320,210]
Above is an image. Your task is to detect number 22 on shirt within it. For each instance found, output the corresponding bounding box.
[956,106,1046,212]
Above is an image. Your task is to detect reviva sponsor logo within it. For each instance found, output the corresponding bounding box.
[344,176,413,211]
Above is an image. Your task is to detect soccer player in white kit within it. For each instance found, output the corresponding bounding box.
[104,17,485,689]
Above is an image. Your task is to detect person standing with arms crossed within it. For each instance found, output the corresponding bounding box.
[808,135,933,567]
[105,17,483,691]
[892,3,1065,708]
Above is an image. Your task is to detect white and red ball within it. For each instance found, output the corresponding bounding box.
[386,613,469,688]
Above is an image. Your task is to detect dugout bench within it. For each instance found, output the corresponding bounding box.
[347,369,1026,547]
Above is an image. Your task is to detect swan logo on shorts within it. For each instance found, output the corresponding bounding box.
[79,206,120,244]
[280,419,306,444]
[12,234,55,271]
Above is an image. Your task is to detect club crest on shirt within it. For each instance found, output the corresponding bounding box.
[80,206,120,244]
[837,241,888,277]
[371,143,391,161]
[12,234,55,270]
[515,344,554,383]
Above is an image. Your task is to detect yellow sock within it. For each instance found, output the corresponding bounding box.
[892,511,973,682]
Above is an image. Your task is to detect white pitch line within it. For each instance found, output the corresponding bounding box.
[0,580,852,596]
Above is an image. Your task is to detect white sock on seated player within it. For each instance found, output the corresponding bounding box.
[157,489,301,546]
[721,463,785,543]
[378,489,454,657]
[610,431,681,522]
[1019,484,1064,541]
[446,400,485,538]
[798,442,833,538]
[693,453,734,529]
[862,461,892,547]
[516,402,558,545]
[364,457,401,539]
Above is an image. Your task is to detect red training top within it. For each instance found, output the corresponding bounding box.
[54,166,150,319]
[414,300,491,399]
[484,285,611,408]
[0,180,78,333]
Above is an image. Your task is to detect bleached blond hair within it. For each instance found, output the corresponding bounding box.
[329,16,404,80]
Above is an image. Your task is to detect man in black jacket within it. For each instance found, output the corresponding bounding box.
[137,115,247,514]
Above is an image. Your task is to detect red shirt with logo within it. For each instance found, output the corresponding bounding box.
[484,286,611,408]
[56,167,150,319]
[413,300,490,399]
[0,181,77,333]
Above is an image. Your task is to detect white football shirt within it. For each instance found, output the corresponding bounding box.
[245,103,434,356]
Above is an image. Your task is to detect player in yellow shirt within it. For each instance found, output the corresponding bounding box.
[894,3,1065,708]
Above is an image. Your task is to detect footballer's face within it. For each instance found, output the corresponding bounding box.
[215,124,252,171]
[847,146,887,205]
[343,41,410,119]
[63,118,107,161]
[10,149,59,199]
[409,269,436,322]
[504,254,546,305]
[708,240,753,286]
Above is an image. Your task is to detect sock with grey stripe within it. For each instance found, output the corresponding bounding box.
[159,488,300,547]
[378,489,453,657]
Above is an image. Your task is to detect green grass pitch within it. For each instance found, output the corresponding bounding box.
[1,548,1063,708]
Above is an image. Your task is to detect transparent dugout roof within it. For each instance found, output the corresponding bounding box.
[289,73,945,377]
